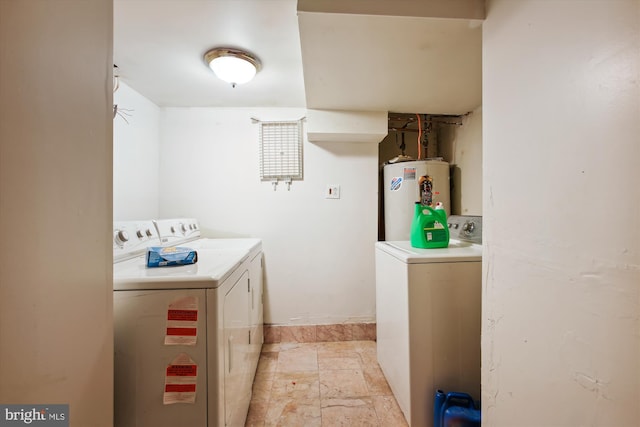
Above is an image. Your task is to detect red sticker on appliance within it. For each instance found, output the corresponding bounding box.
[165,384,196,393]
[166,327,197,336]
[165,297,199,345]
[166,364,198,376]
[164,353,197,405]
[168,309,198,322]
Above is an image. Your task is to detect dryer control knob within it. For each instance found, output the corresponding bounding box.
[180,223,187,234]
[136,230,144,239]
[463,222,475,233]
[170,226,176,233]
[115,230,129,245]
[145,229,153,237]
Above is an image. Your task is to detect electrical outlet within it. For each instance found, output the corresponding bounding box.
[325,185,340,199]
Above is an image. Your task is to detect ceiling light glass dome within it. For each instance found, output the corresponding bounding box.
[204,48,261,87]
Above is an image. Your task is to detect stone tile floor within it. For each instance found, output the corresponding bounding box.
[245,341,408,427]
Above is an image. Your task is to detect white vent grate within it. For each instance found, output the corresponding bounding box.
[258,120,304,182]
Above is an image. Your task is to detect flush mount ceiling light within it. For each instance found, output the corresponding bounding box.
[204,47,261,88]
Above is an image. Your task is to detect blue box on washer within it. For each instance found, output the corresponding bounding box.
[146,246,198,267]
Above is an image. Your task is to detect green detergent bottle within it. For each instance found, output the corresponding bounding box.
[410,202,450,248]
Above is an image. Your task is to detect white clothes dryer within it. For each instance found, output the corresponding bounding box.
[113,218,263,427]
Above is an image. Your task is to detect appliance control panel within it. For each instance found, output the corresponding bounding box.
[154,218,201,246]
[447,215,482,244]
[113,220,161,262]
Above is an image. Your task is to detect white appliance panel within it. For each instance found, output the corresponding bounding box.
[114,289,208,427]
[155,217,201,245]
[248,251,264,372]
[113,220,161,262]
[223,270,252,427]
[375,249,411,418]
[407,261,481,427]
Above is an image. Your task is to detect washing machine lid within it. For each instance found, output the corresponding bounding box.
[113,238,263,291]
[113,248,246,290]
[376,240,482,263]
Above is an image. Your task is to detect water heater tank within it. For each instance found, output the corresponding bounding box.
[383,159,450,241]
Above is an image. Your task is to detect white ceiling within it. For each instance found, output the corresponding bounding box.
[114,0,306,108]
[114,0,483,114]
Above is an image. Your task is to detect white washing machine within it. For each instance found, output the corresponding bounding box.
[113,218,263,427]
[375,215,482,427]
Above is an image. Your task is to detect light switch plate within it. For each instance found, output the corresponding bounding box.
[325,185,340,199]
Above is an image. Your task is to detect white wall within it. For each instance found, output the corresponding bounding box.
[439,106,483,215]
[159,108,379,325]
[113,81,161,220]
[483,1,640,425]
[0,1,113,425]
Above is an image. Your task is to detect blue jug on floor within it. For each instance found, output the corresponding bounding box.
[434,390,481,427]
